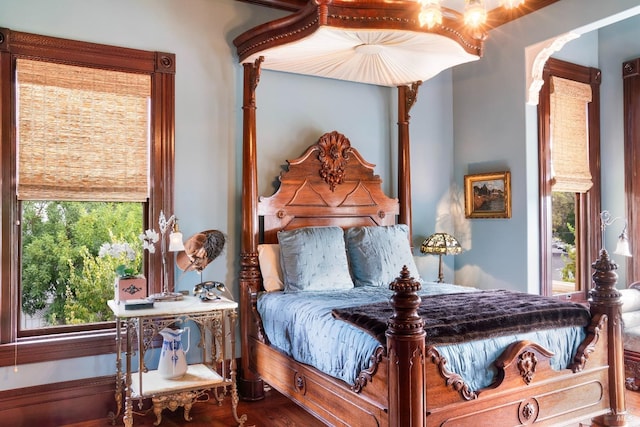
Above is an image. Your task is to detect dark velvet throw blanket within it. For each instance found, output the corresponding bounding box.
[331,289,591,346]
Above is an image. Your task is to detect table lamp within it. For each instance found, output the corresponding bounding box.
[420,232,462,283]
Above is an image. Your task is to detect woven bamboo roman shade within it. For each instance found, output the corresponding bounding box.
[16,59,151,202]
[549,76,593,193]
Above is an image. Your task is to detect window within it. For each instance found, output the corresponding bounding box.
[0,28,175,365]
[538,58,601,300]
[17,60,151,333]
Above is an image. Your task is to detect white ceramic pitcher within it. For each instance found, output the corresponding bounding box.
[157,327,190,379]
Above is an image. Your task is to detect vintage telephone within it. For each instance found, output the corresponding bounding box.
[193,281,228,301]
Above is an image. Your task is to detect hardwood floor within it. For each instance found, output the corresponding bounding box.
[64,385,640,427]
[63,385,325,427]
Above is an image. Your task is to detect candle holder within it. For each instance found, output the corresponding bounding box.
[149,211,185,301]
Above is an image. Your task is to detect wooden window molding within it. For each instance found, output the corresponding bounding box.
[624,57,640,282]
[0,28,175,366]
[538,57,601,300]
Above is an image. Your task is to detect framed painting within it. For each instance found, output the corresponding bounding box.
[464,171,511,219]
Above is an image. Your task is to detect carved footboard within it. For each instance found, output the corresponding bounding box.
[424,319,610,426]
[386,249,627,426]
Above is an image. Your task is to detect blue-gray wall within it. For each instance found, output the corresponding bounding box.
[0,0,638,390]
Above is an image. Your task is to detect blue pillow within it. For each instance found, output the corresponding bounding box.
[345,224,420,287]
[278,226,354,292]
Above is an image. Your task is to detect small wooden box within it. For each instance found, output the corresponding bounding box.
[116,276,147,302]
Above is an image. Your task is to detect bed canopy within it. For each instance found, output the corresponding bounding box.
[232,0,491,249]
[233,0,485,87]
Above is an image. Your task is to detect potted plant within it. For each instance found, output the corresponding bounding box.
[99,229,159,303]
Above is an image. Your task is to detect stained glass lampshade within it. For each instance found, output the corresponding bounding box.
[420,232,462,283]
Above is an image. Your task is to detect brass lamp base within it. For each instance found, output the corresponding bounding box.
[437,254,444,283]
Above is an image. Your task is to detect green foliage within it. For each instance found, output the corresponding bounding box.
[64,248,117,324]
[21,201,142,327]
[560,223,577,283]
[561,245,576,283]
[551,193,576,285]
[551,192,576,245]
[115,264,138,278]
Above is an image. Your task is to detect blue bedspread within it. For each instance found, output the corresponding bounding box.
[257,283,586,391]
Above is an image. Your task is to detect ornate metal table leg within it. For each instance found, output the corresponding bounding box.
[109,317,123,425]
[183,399,194,422]
[123,319,134,427]
[228,310,247,426]
[152,398,163,426]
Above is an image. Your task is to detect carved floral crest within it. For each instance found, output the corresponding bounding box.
[518,351,538,385]
[317,131,351,191]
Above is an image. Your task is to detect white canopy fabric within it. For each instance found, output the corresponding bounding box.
[241,27,480,87]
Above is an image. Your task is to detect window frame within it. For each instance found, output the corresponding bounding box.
[623,56,640,282]
[0,27,175,365]
[538,57,601,301]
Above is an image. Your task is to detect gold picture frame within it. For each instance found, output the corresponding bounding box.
[464,171,511,219]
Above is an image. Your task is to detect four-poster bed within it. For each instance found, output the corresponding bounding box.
[233,1,628,425]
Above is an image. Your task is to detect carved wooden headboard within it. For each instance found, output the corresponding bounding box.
[258,131,399,243]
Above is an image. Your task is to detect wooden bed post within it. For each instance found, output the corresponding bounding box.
[238,57,265,401]
[397,82,420,237]
[589,248,628,426]
[387,266,425,427]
